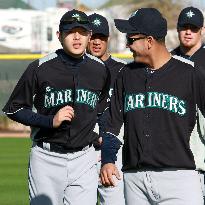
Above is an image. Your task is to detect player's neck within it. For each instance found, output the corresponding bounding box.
[149,47,171,70]
[100,52,110,62]
[180,41,202,57]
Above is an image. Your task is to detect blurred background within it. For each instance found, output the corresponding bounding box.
[0,0,205,133]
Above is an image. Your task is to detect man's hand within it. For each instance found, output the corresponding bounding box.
[53,106,74,128]
[98,137,103,145]
[100,163,121,187]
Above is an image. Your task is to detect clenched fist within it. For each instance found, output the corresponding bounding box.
[100,163,121,187]
[53,106,74,128]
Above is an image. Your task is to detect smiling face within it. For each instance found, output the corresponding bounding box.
[126,33,148,63]
[87,33,109,60]
[178,24,202,49]
[57,27,91,58]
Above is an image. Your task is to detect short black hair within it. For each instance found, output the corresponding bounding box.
[154,37,166,43]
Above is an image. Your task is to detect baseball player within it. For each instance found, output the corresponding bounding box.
[171,6,205,202]
[87,13,126,205]
[100,8,205,205]
[171,7,205,68]
[2,9,110,205]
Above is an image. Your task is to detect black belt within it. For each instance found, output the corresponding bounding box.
[36,142,92,154]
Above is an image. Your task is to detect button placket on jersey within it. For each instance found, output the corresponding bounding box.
[143,77,152,155]
[64,64,78,143]
[69,66,79,141]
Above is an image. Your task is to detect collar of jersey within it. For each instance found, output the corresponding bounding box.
[57,49,85,66]
[143,57,173,77]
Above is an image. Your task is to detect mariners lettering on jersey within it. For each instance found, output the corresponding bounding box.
[44,86,73,108]
[124,92,186,116]
[76,89,99,109]
[44,86,99,109]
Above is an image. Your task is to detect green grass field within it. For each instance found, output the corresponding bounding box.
[0,138,31,205]
[0,138,101,205]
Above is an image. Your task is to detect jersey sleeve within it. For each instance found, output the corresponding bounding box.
[104,69,124,136]
[2,60,38,115]
[8,108,54,128]
[97,66,111,114]
[195,66,205,139]
[101,69,125,165]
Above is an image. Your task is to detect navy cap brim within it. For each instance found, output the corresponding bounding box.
[114,19,139,34]
[92,29,109,37]
[178,21,202,28]
[60,22,91,32]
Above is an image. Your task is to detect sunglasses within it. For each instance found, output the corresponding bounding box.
[60,16,89,25]
[126,36,146,45]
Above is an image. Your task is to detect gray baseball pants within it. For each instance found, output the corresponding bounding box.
[97,146,125,205]
[29,144,98,205]
[124,169,204,205]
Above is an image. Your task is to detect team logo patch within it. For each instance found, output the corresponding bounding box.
[92,18,101,27]
[124,92,186,116]
[72,13,81,20]
[186,10,195,18]
[130,10,138,18]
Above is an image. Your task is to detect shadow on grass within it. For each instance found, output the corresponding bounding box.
[31,194,53,205]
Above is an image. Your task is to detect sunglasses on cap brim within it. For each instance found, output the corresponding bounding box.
[126,36,146,45]
[60,16,90,25]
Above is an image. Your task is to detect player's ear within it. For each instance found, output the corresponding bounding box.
[146,36,154,50]
[88,30,92,42]
[201,26,205,35]
[107,36,110,43]
[56,31,62,42]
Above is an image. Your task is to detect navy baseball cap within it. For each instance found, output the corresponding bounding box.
[114,8,167,38]
[59,9,91,32]
[177,7,204,28]
[89,13,109,37]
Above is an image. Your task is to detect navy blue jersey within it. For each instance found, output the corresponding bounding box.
[104,56,126,94]
[102,56,205,171]
[97,56,126,140]
[171,44,205,68]
[3,49,110,148]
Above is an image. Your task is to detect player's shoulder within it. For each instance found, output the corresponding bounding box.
[118,61,145,76]
[172,55,194,67]
[198,44,205,54]
[85,53,104,66]
[38,52,58,67]
[109,56,127,65]
[171,55,199,79]
[170,46,180,55]
[25,51,59,74]
[125,61,146,70]
[85,53,107,75]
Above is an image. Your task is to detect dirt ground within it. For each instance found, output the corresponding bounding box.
[0,131,30,138]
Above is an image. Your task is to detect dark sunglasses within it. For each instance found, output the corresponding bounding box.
[60,16,89,25]
[126,36,146,45]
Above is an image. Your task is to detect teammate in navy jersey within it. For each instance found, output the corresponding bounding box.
[172,6,205,203]
[87,13,126,205]
[100,8,205,205]
[3,9,110,205]
[171,6,205,68]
